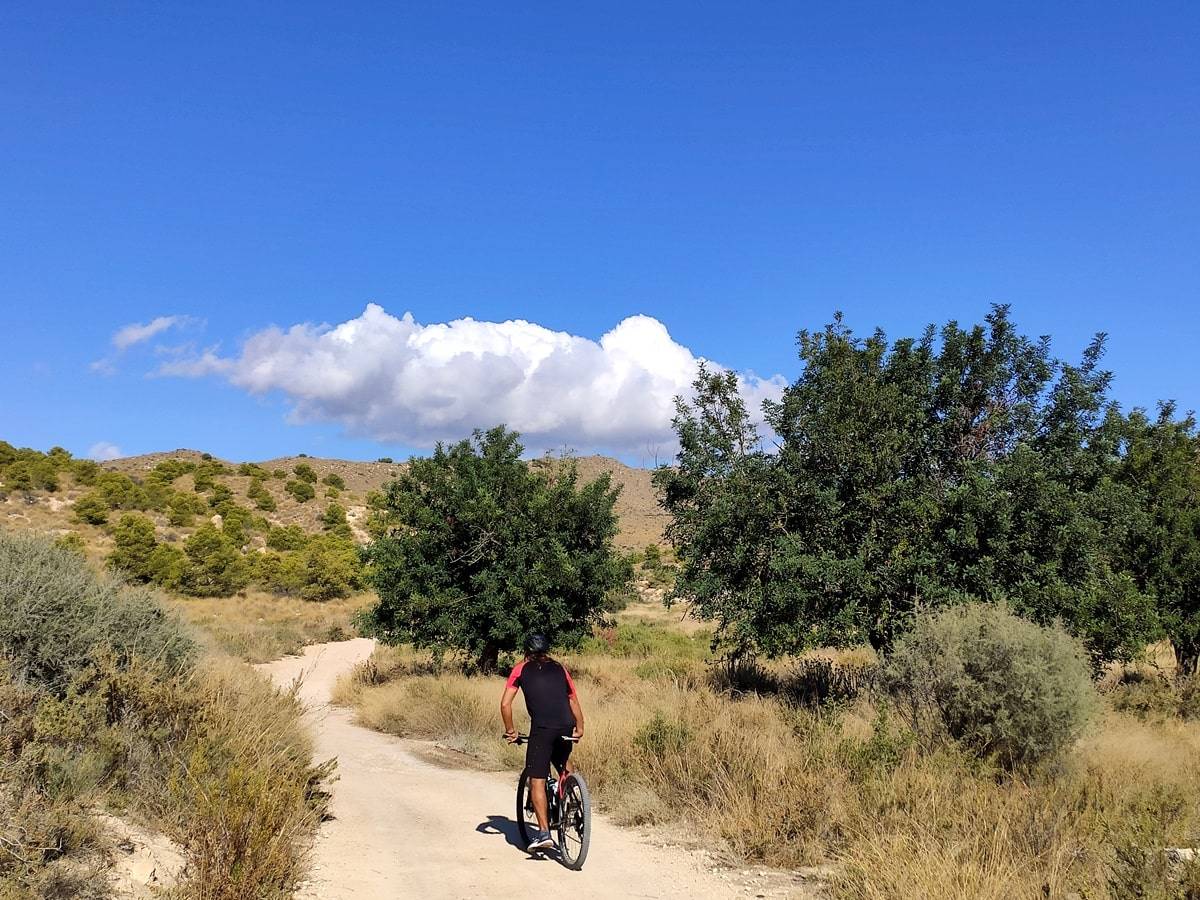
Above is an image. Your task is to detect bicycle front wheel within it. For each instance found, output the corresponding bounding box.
[557,772,591,870]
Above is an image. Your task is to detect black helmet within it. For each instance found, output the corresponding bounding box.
[524,632,550,654]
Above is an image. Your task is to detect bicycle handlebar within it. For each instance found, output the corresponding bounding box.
[504,733,579,745]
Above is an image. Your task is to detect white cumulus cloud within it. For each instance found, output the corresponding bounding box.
[159,304,787,452]
[87,441,123,461]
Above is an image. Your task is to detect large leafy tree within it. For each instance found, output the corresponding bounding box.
[361,426,630,671]
[656,307,1170,665]
[1113,404,1200,673]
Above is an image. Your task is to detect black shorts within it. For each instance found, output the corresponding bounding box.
[524,724,574,779]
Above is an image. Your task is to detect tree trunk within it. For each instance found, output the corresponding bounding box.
[478,641,500,674]
[1177,641,1199,680]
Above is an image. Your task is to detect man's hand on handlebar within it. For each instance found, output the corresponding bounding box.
[504,729,520,744]
[572,725,584,741]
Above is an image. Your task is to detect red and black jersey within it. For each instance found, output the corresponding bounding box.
[505,656,577,729]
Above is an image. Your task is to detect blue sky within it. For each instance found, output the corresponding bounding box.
[3,2,1197,464]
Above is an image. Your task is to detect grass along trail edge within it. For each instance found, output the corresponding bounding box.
[258,639,820,900]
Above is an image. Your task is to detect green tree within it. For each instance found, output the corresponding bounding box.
[322,472,346,490]
[146,542,186,590]
[300,534,363,600]
[293,463,318,484]
[247,478,277,512]
[362,426,630,671]
[285,479,316,503]
[207,482,234,507]
[656,309,1162,665]
[95,471,147,510]
[320,502,350,537]
[167,490,206,526]
[255,549,307,596]
[73,491,110,525]
[213,501,255,547]
[1113,404,1200,674]
[108,514,159,582]
[180,524,249,597]
[266,525,309,552]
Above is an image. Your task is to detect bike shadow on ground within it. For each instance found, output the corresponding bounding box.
[475,815,526,850]
[476,815,555,860]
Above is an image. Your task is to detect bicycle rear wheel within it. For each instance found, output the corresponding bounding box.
[515,771,539,847]
[557,772,591,870]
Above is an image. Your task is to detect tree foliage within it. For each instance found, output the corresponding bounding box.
[656,308,1186,665]
[361,426,631,670]
[285,479,315,503]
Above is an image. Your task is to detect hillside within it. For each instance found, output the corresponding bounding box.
[2,445,664,557]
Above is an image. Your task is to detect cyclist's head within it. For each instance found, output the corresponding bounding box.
[523,632,550,658]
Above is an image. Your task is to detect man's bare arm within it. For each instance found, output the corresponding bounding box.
[568,694,585,739]
[500,685,519,741]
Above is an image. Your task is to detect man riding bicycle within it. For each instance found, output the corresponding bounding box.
[500,633,585,853]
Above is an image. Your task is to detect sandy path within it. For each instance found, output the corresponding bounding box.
[259,640,815,900]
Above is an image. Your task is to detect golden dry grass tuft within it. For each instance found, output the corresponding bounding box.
[169,590,371,663]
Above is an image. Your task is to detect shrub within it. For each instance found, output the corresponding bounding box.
[884,603,1098,769]
[180,525,250,597]
[299,534,363,600]
[94,471,147,510]
[267,525,309,552]
[321,502,349,535]
[207,481,233,506]
[293,463,317,484]
[0,532,195,688]
[108,513,159,582]
[322,472,346,490]
[1108,670,1180,719]
[238,462,268,478]
[248,478,277,511]
[69,457,101,484]
[167,490,207,526]
[72,491,109,525]
[633,711,692,759]
[272,468,287,479]
[376,457,393,464]
[147,542,186,590]
[285,479,315,503]
[213,500,255,546]
[150,458,195,482]
[55,532,86,555]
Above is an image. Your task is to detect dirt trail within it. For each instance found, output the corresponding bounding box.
[260,640,816,900]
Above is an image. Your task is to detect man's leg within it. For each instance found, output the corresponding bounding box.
[529,777,550,832]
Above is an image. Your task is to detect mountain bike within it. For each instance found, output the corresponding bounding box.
[511,734,591,870]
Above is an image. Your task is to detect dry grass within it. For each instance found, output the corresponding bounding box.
[0,533,332,899]
[160,659,331,900]
[169,590,371,663]
[336,619,1200,899]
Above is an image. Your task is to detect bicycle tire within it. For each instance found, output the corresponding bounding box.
[515,770,539,847]
[557,772,592,870]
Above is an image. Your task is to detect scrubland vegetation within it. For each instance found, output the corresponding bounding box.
[0,531,329,899]
[338,608,1200,899]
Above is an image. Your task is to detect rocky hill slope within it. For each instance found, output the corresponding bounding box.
[2,446,665,556]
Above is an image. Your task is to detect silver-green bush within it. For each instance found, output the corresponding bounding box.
[0,531,195,690]
[884,602,1098,769]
